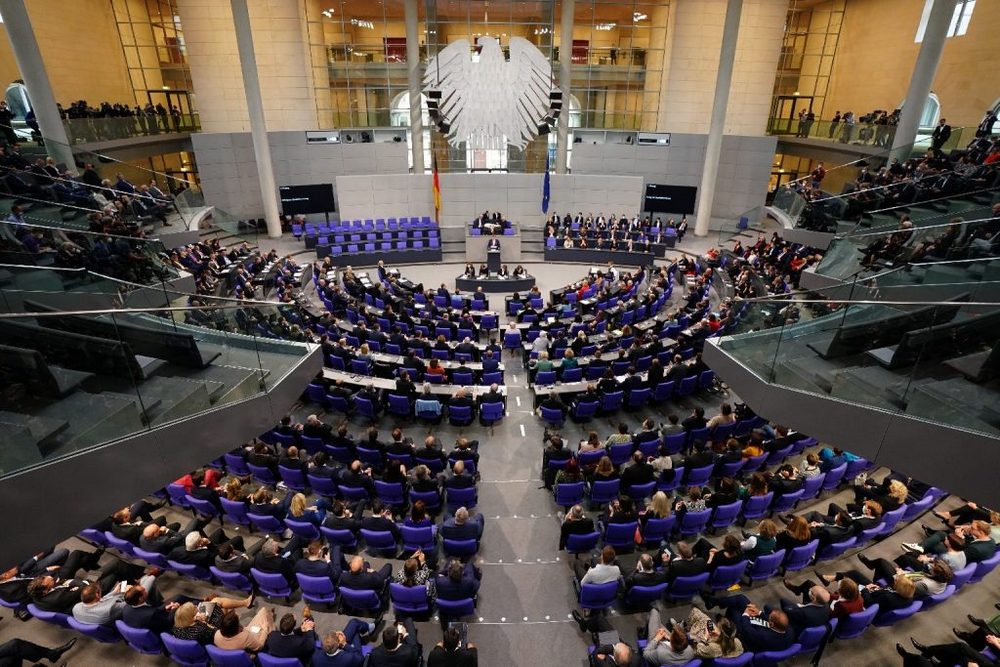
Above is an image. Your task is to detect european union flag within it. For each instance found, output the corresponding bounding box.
[542,152,550,213]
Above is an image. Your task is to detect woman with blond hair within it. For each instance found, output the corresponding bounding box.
[287,492,329,525]
[853,475,908,512]
[171,594,254,644]
[642,491,672,522]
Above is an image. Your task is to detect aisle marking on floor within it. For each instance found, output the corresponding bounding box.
[519,424,526,437]
[515,396,521,407]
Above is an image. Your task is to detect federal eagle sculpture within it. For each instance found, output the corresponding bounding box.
[424,36,557,151]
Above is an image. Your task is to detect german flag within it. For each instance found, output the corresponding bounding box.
[432,153,441,224]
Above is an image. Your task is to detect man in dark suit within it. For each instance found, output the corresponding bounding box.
[121,585,180,634]
[339,556,391,592]
[293,541,344,583]
[27,558,145,613]
[435,560,481,601]
[302,415,335,443]
[645,358,664,388]
[395,371,417,398]
[778,585,831,634]
[361,502,402,543]
[368,619,421,667]
[265,612,318,662]
[487,235,501,252]
[931,118,952,150]
[442,460,477,490]
[480,350,499,373]
[559,505,596,550]
[592,642,642,667]
[661,541,707,582]
[339,461,376,495]
[441,507,485,541]
[252,537,305,583]
[707,594,795,654]
[624,553,667,591]
[620,452,655,494]
[323,500,363,533]
[214,542,255,576]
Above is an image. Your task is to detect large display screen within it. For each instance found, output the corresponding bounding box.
[643,183,697,215]
[279,183,336,214]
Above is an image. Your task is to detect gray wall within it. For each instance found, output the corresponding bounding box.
[192,131,409,219]
[571,134,777,226]
[192,131,774,227]
[335,173,644,230]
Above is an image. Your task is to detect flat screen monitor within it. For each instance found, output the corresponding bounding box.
[643,183,697,215]
[279,183,336,215]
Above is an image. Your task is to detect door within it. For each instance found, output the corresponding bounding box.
[769,95,814,135]
[146,90,195,131]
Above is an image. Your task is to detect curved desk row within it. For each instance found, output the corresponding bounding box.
[543,248,659,266]
[455,275,536,293]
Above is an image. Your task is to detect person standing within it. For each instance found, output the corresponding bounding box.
[828,111,841,138]
[976,108,998,138]
[931,118,952,151]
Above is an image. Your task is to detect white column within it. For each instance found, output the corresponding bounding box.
[0,0,75,169]
[404,0,425,173]
[230,0,281,238]
[694,0,743,237]
[891,0,953,159]
[555,0,575,175]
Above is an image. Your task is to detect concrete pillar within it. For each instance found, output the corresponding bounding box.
[694,0,743,237]
[555,0,575,174]
[891,0,953,159]
[404,0,425,173]
[0,0,75,169]
[230,0,281,238]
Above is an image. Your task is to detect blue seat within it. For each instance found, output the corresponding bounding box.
[258,653,304,667]
[443,538,479,558]
[353,396,379,421]
[246,463,277,486]
[651,381,676,403]
[308,473,338,499]
[278,465,309,492]
[360,529,399,558]
[555,481,586,509]
[390,582,432,616]
[503,331,522,351]
[873,599,922,626]
[782,539,819,572]
[565,531,601,556]
[320,526,358,551]
[608,442,634,466]
[625,387,650,409]
[437,596,476,619]
[205,646,255,667]
[116,619,164,654]
[640,516,676,544]
[250,567,293,602]
[133,547,169,569]
[169,560,212,581]
[590,479,621,507]
[752,644,802,666]
[663,432,687,455]
[665,572,710,603]
[479,401,505,426]
[676,375,697,397]
[623,582,668,609]
[800,473,825,501]
[445,486,477,511]
[821,463,848,491]
[374,481,407,508]
[210,566,253,593]
[161,632,210,667]
[400,525,437,552]
[540,406,565,428]
[285,518,321,541]
[709,561,748,591]
[246,513,285,534]
[833,605,879,639]
[603,522,639,551]
[971,550,1000,583]
[387,394,412,419]
[68,616,121,643]
[816,537,856,562]
[223,452,251,476]
[166,482,191,508]
[709,501,743,531]
[579,581,619,611]
[627,481,657,502]
[769,490,803,515]
[746,549,786,586]
[296,573,338,606]
[600,391,623,414]
[448,405,474,427]
[104,532,136,558]
[742,492,774,522]
[562,367,583,382]
[678,508,712,536]
[684,464,714,488]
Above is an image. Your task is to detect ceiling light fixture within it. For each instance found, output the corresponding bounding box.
[321,8,334,18]
[595,22,616,31]
[350,18,375,29]
[633,12,647,22]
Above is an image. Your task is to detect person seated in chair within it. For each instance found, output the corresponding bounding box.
[441,507,485,541]
[339,556,392,593]
[264,611,317,662]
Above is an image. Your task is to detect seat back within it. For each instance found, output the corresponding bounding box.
[800,473,825,500]
[67,616,121,643]
[389,582,431,613]
[783,539,819,572]
[623,582,668,608]
[250,567,292,598]
[709,561,748,591]
[683,464,714,488]
[161,632,209,666]
[709,500,743,529]
[258,654,303,667]
[205,645,255,667]
[834,605,879,639]
[742,492,774,520]
[443,538,479,558]
[209,567,252,593]
[752,644,802,666]
[678,509,712,536]
[296,574,337,604]
[603,522,638,549]
[579,581,619,610]
[746,549,786,583]
[667,572,710,601]
[590,479,620,505]
[320,526,358,549]
[873,600,922,626]
[338,586,382,612]
[565,531,601,555]
[821,463,848,490]
[116,620,164,654]
[555,481,586,508]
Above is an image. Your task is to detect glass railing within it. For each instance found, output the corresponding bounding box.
[813,201,1000,282]
[716,289,1000,439]
[766,117,970,155]
[327,43,648,69]
[0,216,181,284]
[62,113,200,144]
[1,121,202,230]
[0,287,314,478]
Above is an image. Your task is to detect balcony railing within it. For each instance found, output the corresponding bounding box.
[62,113,200,144]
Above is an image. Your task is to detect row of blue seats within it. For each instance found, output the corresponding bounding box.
[538,373,716,424]
[310,390,505,427]
[319,238,441,254]
[311,229,440,243]
[302,216,435,234]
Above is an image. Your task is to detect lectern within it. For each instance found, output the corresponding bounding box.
[487,240,501,274]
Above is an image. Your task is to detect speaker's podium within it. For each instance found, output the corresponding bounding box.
[487,240,502,274]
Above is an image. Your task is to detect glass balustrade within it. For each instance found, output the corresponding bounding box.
[766,116,969,155]
[62,113,200,144]
[0,272,314,478]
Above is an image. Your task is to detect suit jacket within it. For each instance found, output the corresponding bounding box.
[735,613,795,653]
[368,642,420,667]
[265,629,318,661]
[339,569,387,592]
[434,573,479,600]
[168,545,214,569]
[964,538,997,563]
[440,517,483,541]
[214,554,252,575]
[122,603,175,634]
[621,463,655,489]
[33,579,88,613]
[559,518,596,550]
[625,569,667,589]
[294,558,341,582]
[780,600,830,632]
[252,552,296,581]
[361,515,401,541]
[666,557,707,581]
[427,645,478,667]
[312,646,365,667]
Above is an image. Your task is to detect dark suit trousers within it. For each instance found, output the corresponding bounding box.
[97,559,147,595]
[53,548,103,581]
[864,557,901,585]
[0,638,60,666]
[714,594,752,625]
